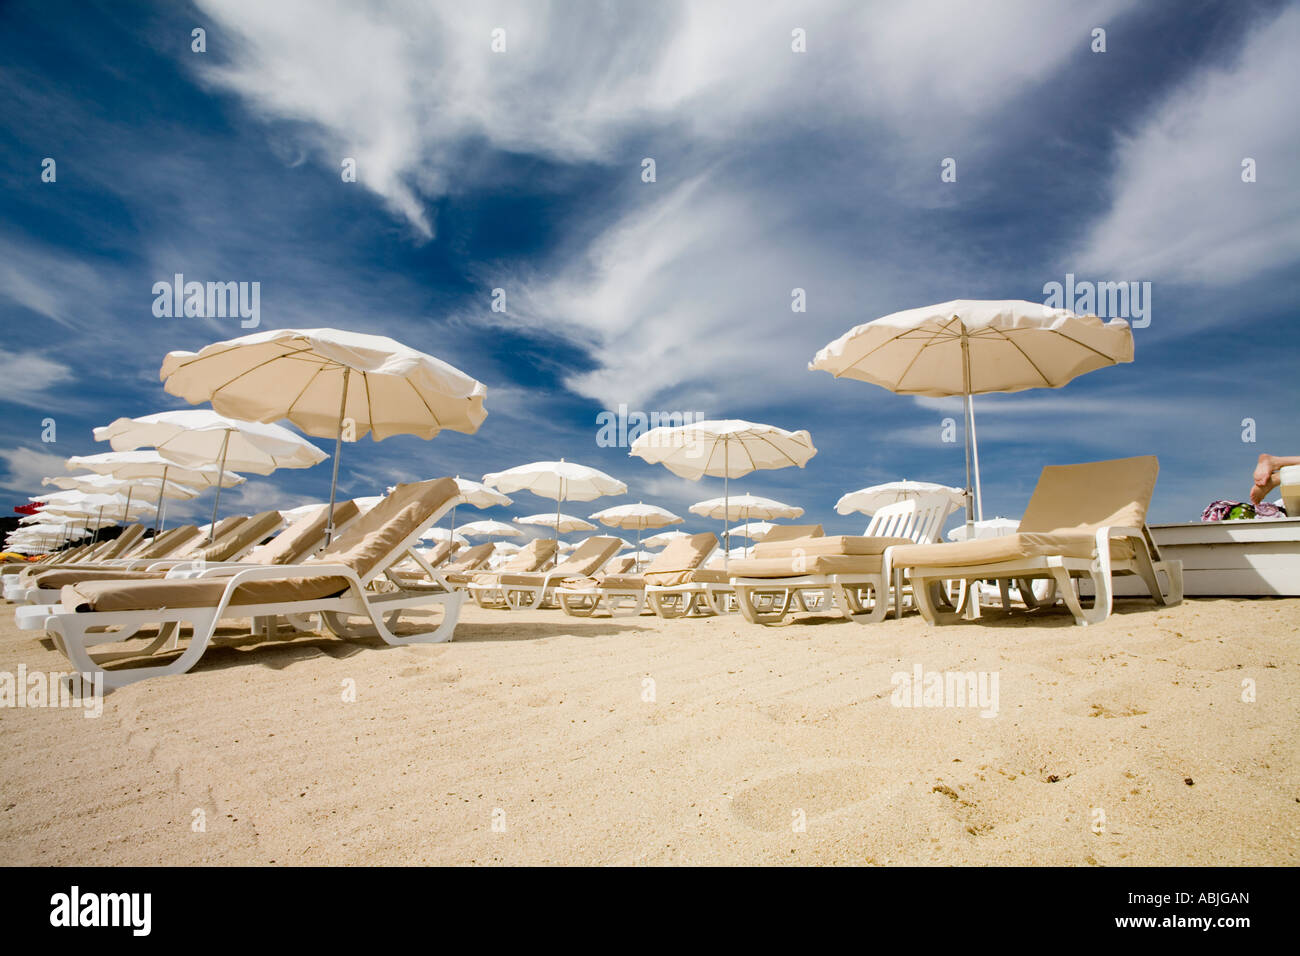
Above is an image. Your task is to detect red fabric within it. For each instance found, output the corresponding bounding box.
[13,503,42,515]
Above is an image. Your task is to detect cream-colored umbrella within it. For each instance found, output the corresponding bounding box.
[160,328,488,542]
[588,501,683,570]
[632,420,816,569]
[64,450,245,533]
[95,409,327,540]
[420,527,470,546]
[483,460,626,541]
[835,480,965,516]
[516,513,598,535]
[455,520,523,539]
[642,530,692,550]
[810,299,1133,535]
[426,477,514,540]
[688,493,804,566]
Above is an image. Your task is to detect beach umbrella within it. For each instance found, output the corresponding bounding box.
[95,409,326,539]
[810,299,1133,536]
[688,494,804,563]
[159,328,488,543]
[421,476,514,540]
[631,420,816,570]
[64,449,245,533]
[835,480,965,517]
[588,501,683,570]
[420,527,470,546]
[516,512,598,535]
[39,492,152,542]
[42,473,203,534]
[483,460,627,541]
[455,519,523,539]
[727,520,777,556]
[642,530,692,550]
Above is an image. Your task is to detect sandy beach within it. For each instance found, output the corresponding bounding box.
[1,597,1296,866]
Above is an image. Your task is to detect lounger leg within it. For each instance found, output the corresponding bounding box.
[51,612,217,691]
[911,575,963,626]
[558,591,597,617]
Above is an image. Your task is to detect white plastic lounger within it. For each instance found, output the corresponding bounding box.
[892,456,1183,626]
[17,479,466,690]
[555,533,718,617]
[469,536,623,610]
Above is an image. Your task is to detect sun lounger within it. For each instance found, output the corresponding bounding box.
[891,455,1183,626]
[468,536,624,609]
[556,532,718,617]
[442,539,558,590]
[16,478,466,689]
[9,511,286,606]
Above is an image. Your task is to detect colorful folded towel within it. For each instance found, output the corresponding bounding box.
[1201,500,1286,521]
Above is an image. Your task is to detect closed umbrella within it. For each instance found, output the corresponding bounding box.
[160,328,488,542]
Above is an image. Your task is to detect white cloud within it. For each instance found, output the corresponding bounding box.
[0,447,70,494]
[1072,5,1300,283]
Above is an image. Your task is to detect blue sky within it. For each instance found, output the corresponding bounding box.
[2,0,1297,538]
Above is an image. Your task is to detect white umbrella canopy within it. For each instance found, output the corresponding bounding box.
[95,409,327,540]
[160,328,489,542]
[642,530,692,550]
[64,449,246,533]
[728,520,775,539]
[810,299,1134,533]
[632,420,815,569]
[835,480,965,516]
[43,473,202,501]
[688,494,804,522]
[455,520,523,538]
[588,501,683,570]
[515,513,598,534]
[420,527,470,546]
[483,459,627,541]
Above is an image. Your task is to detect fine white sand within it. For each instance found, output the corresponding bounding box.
[1,597,1297,865]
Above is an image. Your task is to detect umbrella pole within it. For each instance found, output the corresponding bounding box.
[123,486,133,529]
[960,328,975,538]
[555,477,563,543]
[325,366,351,546]
[969,399,984,521]
[209,430,232,542]
[93,505,103,543]
[722,441,730,573]
[154,466,168,535]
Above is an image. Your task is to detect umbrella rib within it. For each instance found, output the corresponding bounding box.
[986,326,1053,389]
[403,374,444,436]
[184,342,327,398]
[831,321,957,379]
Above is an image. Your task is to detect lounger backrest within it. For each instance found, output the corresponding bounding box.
[1018,455,1159,534]
[315,477,459,582]
[95,524,146,560]
[500,538,559,573]
[444,542,495,572]
[421,539,459,567]
[866,495,951,544]
[248,499,360,566]
[138,524,203,559]
[196,510,284,562]
[644,532,717,574]
[761,524,824,542]
[549,536,623,577]
[602,555,638,575]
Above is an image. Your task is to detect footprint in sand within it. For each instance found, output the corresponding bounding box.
[729,766,879,832]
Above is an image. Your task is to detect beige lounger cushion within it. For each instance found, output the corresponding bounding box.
[252,499,360,566]
[493,536,623,587]
[196,510,283,562]
[62,574,349,613]
[893,455,1158,570]
[893,533,1135,568]
[61,478,459,614]
[566,532,719,591]
[729,553,889,578]
[759,524,824,542]
[466,539,560,585]
[750,534,912,560]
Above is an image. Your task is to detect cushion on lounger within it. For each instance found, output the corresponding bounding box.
[196,510,283,562]
[1018,455,1158,534]
[892,532,1135,569]
[757,524,824,542]
[441,543,495,574]
[61,574,351,613]
[252,499,360,565]
[317,478,459,580]
[751,534,912,560]
[729,552,889,577]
